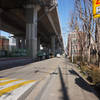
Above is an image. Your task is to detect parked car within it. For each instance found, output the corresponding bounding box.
[56,53,61,58]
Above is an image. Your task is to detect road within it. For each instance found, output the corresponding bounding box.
[0,57,99,100]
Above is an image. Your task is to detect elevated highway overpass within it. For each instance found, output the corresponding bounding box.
[0,0,64,59]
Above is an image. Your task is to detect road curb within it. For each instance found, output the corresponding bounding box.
[18,81,39,100]
[71,63,99,97]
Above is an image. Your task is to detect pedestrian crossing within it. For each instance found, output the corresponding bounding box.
[0,78,36,100]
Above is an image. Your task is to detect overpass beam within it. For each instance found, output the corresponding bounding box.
[26,5,38,59]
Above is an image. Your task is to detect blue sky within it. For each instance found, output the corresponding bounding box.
[0,30,10,38]
[58,0,74,48]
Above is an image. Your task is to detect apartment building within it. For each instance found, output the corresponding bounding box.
[67,31,80,57]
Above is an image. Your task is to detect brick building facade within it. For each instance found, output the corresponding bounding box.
[0,36,9,50]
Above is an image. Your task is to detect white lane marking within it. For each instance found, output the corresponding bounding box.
[0,80,26,90]
[0,79,15,83]
[0,82,36,100]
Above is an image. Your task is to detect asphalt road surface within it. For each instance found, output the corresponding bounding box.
[0,57,99,100]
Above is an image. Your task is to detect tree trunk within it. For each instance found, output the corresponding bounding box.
[88,46,91,64]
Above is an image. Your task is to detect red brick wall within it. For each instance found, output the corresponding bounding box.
[0,38,9,50]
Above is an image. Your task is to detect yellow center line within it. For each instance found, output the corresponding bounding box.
[0,79,21,86]
[0,80,36,96]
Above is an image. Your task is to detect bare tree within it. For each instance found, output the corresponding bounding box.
[73,0,95,64]
[69,13,86,63]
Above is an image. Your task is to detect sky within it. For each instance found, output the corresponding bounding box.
[58,0,74,48]
[0,30,10,38]
[0,0,74,48]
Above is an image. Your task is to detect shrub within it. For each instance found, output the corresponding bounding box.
[68,57,72,62]
[80,65,100,85]
[80,66,92,75]
[91,68,100,84]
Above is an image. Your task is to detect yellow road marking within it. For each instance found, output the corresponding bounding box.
[0,79,21,86]
[0,80,35,96]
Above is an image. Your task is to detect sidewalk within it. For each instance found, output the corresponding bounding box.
[25,58,99,100]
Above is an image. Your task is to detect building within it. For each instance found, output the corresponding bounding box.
[0,36,9,51]
[67,31,80,57]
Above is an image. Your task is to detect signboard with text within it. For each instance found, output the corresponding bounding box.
[92,0,100,18]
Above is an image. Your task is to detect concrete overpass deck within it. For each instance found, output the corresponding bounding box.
[0,0,64,59]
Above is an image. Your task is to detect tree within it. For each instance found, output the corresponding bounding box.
[72,0,95,64]
[69,13,86,63]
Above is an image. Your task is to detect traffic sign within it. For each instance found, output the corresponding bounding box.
[92,0,100,18]
[96,0,100,4]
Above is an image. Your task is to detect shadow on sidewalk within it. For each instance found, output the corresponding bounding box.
[58,67,69,100]
[69,69,100,99]
[69,69,80,77]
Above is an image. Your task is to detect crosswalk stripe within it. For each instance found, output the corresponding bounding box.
[0,80,35,96]
[0,79,16,83]
[0,80,25,90]
[0,79,21,86]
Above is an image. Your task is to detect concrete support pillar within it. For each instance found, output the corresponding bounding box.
[21,38,25,49]
[57,43,60,49]
[37,37,40,52]
[26,5,38,59]
[56,43,59,53]
[16,37,20,49]
[51,35,56,55]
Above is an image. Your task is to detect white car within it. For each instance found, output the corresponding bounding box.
[56,54,61,58]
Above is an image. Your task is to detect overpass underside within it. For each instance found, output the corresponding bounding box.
[0,0,64,59]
